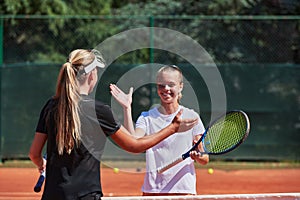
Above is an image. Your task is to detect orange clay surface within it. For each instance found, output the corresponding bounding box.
[0,167,299,199]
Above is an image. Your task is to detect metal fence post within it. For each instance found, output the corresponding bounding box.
[149,16,155,106]
[0,17,3,162]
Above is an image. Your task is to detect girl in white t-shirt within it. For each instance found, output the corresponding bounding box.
[110,65,209,196]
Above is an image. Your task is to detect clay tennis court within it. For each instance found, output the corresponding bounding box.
[0,163,299,200]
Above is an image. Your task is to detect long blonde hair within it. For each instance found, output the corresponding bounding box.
[54,49,96,155]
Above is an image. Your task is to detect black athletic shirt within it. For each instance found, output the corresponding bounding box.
[36,95,121,200]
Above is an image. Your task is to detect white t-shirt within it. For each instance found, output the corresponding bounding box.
[135,105,205,194]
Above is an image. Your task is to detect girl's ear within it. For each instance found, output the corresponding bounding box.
[87,72,94,84]
[179,82,183,92]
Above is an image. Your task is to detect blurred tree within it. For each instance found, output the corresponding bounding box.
[1,0,299,64]
[115,0,300,64]
[0,0,114,63]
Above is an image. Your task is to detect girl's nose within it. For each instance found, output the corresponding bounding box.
[164,84,171,90]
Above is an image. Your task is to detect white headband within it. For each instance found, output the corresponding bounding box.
[83,57,105,74]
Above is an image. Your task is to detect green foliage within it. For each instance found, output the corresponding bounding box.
[0,0,113,15]
[113,1,300,64]
[1,0,115,63]
[1,0,300,64]
[1,0,68,15]
[115,0,300,15]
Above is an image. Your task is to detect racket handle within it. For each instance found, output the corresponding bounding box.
[34,170,45,193]
[34,155,47,193]
[157,157,184,174]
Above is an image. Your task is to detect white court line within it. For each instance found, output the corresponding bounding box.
[102,193,300,200]
[1,192,299,200]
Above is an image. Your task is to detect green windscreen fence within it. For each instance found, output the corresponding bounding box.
[0,63,299,161]
[0,15,299,161]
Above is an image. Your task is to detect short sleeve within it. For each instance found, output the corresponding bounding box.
[192,112,205,137]
[35,99,53,134]
[135,111,148,132]
[94,101,121,137]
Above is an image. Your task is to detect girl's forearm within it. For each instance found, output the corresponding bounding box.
[112,123,178,153]
[123,107,136,135]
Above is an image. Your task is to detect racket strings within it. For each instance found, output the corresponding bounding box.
[204,112,247,154]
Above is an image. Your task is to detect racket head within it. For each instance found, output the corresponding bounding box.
[203,110,250,155]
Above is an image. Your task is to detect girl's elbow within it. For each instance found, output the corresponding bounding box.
[28,150,39,161]
[28,152,34,161]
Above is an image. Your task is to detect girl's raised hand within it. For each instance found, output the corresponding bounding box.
[110,84,133,109]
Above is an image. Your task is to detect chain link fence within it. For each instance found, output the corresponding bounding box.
[0,15,299,161]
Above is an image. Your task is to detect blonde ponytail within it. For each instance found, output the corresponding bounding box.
[54,49,95,155]
[54,62,81,155]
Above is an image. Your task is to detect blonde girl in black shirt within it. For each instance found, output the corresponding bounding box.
[29,49,198,200]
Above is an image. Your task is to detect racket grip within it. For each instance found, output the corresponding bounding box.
[157,157,184,174]
[34,155,47,193]
[34,170,45,193]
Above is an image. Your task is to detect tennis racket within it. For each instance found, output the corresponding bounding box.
[157,110,250,173]
[34,154,47,193]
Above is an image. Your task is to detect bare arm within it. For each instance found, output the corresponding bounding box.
[110,110,198,153]
[110,84,139,136]
[28,132,47,172]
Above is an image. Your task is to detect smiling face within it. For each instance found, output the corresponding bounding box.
[156,67,183,105]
